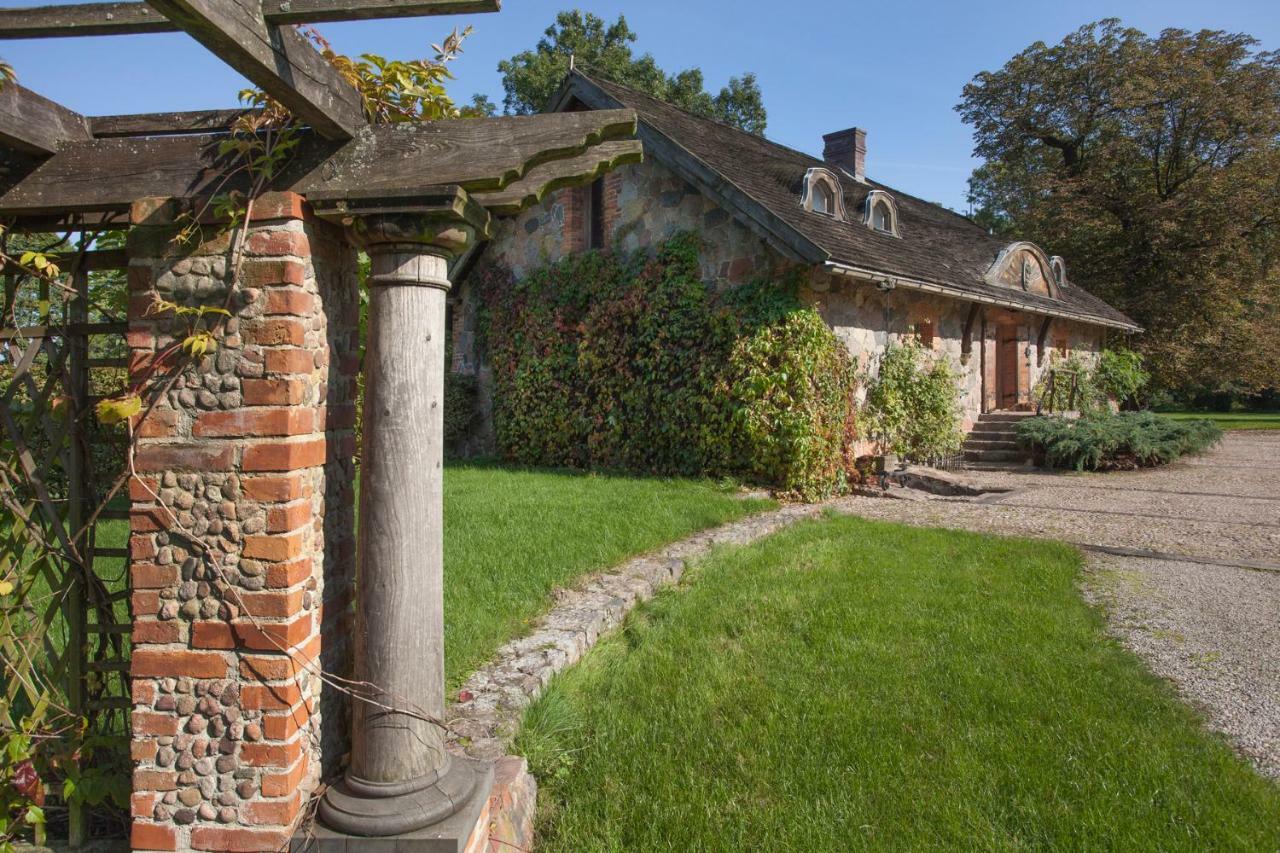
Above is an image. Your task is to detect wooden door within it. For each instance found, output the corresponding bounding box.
[997,324,1020,410]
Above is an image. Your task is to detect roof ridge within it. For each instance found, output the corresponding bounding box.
[574,70,988,234]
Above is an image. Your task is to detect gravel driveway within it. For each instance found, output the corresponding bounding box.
[833,430,1280,779]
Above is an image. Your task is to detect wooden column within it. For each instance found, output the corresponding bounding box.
[317,211,492,840]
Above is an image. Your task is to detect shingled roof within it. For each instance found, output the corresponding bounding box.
[550,71,1140,332]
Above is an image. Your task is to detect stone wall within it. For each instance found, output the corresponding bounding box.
[801,272,1106,428]
[126,194,358,852]
[477,158,783,286]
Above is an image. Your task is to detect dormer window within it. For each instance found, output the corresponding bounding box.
[802,168,846,220]
[1049,256,1067,286]
[813,182,834,215]
[863,190,900,237]
[872,201,892,231]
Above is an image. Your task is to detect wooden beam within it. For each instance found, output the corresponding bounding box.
[0,109,640,217]
[471,140,643,215]
[2,248,126,276]
[960,303,981,365]
[260,0,501,24]
[300,111,641,202]
[0,3,171,38]
[0,1,499,39]
[1036,316,1053,366]
[88,109,257,138]
[0,84,91,155]
[145,0,366,141]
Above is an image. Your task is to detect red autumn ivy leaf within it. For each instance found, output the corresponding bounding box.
[12,759,45,805]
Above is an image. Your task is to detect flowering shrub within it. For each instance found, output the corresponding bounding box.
[476,234,858,499]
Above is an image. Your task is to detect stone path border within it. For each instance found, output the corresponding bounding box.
[446,502,825,760]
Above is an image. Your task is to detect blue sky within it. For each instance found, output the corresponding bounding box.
[3,0,1277,211]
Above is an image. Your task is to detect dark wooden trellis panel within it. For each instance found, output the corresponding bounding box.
[0,246,132,843]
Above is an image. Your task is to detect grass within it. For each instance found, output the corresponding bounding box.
[1158,411,1280,431]
[34,466,769,693]
[517,515,1280,851]
[441,465,771,687]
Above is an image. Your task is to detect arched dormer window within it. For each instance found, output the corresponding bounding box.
[802,168,846,220]
[872,201,892,231]
[813,182,834,215]
[863,189,900,237]
[1049,256,1067,287]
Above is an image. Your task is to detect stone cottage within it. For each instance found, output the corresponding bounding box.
[449,70,1140,455]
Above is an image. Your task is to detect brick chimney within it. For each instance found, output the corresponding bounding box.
[823,127,867,182]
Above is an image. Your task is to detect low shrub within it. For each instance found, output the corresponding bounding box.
[476,234,858,499]
[1093,347,1149,408]
[1033,351,1106,412]
[1035,348,1152,413]
[859,340,964,463]
[1017,411,1222,471]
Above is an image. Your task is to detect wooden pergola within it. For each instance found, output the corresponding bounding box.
[1,2,640,847]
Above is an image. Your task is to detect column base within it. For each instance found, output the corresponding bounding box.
[301,756,494,851]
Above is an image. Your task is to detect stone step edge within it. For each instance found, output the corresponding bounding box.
[445,502,827,762]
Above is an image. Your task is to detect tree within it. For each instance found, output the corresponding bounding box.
[496,10,767,135]
[957,19,1280,398]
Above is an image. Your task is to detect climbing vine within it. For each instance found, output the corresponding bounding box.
[477,234,859,499]
[860,340,965,463]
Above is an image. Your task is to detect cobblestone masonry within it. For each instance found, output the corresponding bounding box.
[127,194,359,853]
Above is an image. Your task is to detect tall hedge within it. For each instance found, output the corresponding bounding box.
[476,234,858,498]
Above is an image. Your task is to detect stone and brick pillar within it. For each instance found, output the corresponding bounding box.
[126,194,359,852]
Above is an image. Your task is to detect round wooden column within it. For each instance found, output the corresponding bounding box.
[318,214,487,838]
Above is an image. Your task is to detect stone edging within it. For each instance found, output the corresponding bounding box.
[446,502,825,760]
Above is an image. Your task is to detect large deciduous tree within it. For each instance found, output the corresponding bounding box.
[958,19,1280,398]
[497,10,767,135]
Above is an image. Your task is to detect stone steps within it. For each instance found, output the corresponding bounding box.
[963,411,1035,464]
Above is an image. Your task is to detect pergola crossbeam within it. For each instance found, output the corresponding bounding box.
[0,83,91,155]
[0,109,640,218]
[145,0,366,141]
[0,1,500,39]
[88,109,258,138]
[471,139,643,215]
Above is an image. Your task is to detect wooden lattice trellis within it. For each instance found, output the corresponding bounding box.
[1,243,132,843]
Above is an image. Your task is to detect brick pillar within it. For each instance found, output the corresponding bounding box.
[126,194,359,852]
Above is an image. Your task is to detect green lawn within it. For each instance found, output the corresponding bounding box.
[441,466,771,688]
[1159,411,1280,430]
[517,515,1280,851]
[70,466,770,692]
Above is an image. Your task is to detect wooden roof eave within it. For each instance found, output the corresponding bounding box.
[824,261,1143,333]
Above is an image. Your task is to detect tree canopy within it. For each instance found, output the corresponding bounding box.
[496,11,767,135]
[958,19,1280,399]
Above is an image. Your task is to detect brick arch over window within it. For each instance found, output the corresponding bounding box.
[983,241,1060,299]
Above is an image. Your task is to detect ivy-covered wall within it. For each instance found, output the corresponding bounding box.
[472,236,858,499]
